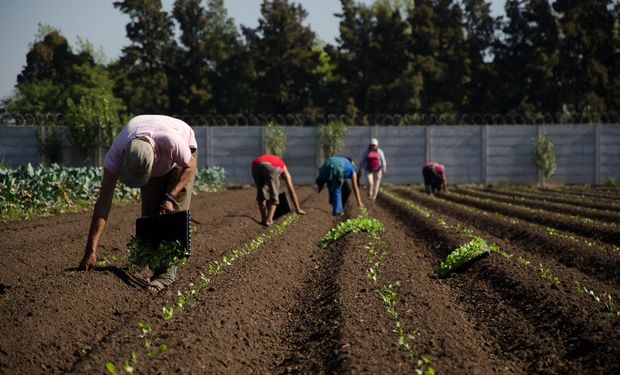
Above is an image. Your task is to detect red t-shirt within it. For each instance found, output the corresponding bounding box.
[424,162,445,175]
[252,154,286,171]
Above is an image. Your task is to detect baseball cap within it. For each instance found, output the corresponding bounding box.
[370,138,379,146]
[119,138,154,188]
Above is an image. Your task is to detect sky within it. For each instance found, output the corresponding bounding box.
[0,0,505,100]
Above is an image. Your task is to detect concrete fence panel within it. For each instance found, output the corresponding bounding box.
[1,124,619,185]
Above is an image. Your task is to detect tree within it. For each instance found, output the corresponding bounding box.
[113,0,176,114]
[4,25,94,121]
[243,0,320,114]
[408,0,469,114]
[171,0,213,114]
[203,0,255,114]
[493,0,560,118]
[461,0,497,114]
[553,0,616,118]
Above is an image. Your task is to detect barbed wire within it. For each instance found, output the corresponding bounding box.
[2,112,620,126]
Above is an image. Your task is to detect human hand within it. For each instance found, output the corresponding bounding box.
[297,209,307,215]
[79,251,97,271]
[159,199,175,214]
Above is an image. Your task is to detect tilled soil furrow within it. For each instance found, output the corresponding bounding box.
[539,187,620,203]
[392,188,620,289]
[0,188,282,374]
[369,202,524,374]
[379,193,620,374]
[436,189,620,246]
[72,188,333,374]
[483,186,620,212]
[455,186,620,223]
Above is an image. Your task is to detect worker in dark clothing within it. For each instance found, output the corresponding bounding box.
[422,162,448,195]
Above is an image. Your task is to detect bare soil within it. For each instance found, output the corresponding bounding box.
[1,186,619,374]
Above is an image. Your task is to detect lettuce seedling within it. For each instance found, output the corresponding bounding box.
[436,237,490,278]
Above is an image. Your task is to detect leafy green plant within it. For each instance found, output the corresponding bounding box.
[96,254,118,267]
[264,122,287,157]
[320,216,384,248]
[538,263,560,285]
[436,237,491,278]
[575,281,620,316]
[604,177,617,187]
[127,237,186,273]
[531,133,556,187]
[193,166,226,192]
[317,120,347,158]
[162,306,175,321]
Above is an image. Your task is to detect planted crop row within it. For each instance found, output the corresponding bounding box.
[440,188,620,246]
[105,214,299,374]
[455,186,620,224]
[480,186,620,212]
[389,188,620,317]
[319,212,435,375]
[0,164,226,221]
[379,189,620,372]
[394,187,620,287]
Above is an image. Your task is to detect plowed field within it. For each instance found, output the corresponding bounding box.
[1,185,619,374]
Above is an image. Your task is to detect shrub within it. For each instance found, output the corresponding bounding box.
[318,121,347,158]
[531,133,556,186]
[264,122,287,157]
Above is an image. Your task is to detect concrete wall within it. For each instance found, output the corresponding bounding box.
[1,124,619,185]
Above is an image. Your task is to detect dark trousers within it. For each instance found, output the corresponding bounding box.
[422,166,442,194]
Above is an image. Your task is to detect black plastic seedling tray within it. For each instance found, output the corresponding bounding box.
[136,210,191,257]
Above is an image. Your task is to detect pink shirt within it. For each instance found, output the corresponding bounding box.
[104,115,197,178]
[424,162,445,175]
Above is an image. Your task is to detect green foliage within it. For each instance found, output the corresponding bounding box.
[126,237,187,273]
[0,164,138,221]
[243,0,319,114]
[0,164,224,221]
[575,281,620,317]
[194,166,226,192]
[113,0,175,114]
[436,237,490,278]
[317,121,347,158]
[264,122,287,157]
[604,177,617,187]
[319,215,384,248]
[531,133,556,184]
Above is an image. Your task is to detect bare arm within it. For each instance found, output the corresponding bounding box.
[161,155,197,212]
[351,171,365,208]
[283,167,306,215]
[79,169,118,270]
[442,173,448,192]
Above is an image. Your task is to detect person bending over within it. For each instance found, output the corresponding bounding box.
[79,115,197,293]
[251,154,306,226]
[316,156,364,216]
[422,162,448,195]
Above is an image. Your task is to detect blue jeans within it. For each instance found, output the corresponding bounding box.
[328,180,351,215]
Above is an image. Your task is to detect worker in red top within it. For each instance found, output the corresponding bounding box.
[251,154,306,226]
[422,162,448,195]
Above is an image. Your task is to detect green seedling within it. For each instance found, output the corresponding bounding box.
[96,254,118,267]
[538,263,560,285]
[127,237,186,273]
[436,237,490,278]
[575,281,620,316]
[517,256,531,266]
[162,306,175,321]
[320,216,384,248]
